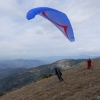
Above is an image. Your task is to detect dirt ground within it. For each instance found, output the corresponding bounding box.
[0,59,100,100]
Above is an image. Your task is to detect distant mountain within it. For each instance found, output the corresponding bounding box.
[0,59,45,79]
[0,59,45,68]
[0,68,26,79]
[1,57,100,100]
[38,55,98,63]
[0,59,86,93]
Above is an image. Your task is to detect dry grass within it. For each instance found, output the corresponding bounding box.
[0,59,100,100]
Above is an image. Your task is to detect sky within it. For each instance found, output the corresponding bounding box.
[0,0,100,60]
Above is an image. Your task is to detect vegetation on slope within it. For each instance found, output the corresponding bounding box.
[0,58,100,100]
[0,59,86,94]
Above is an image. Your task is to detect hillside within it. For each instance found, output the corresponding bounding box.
[0,68,26,79]
[0,59,45,79]
[0,58,100,100]
[0,59,86,93]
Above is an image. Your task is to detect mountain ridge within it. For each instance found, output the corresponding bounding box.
[0,59,45,68]
[0,59,86,93]
[0,57,100,100]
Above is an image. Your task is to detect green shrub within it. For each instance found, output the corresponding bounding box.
[0,93,5,96]
[42,74,53,79]
[48,74,53,77]
[42,74,48,79]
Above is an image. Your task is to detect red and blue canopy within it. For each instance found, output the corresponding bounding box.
[26,7,75,42]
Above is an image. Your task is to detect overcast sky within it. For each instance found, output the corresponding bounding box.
[0,0,100,59]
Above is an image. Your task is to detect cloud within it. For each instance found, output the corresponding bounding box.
[0,0,100,59]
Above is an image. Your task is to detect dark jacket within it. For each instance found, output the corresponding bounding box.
[55,68,62,76]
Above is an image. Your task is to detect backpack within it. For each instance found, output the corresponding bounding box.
[58,69,62,76]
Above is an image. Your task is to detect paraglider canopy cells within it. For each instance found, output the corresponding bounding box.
[26,7,75,42]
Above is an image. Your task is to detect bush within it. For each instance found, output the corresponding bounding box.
[48,74,53,77]
[0,93,5,96]
[42,74,53,79]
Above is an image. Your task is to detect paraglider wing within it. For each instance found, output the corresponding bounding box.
[26,7,75,42]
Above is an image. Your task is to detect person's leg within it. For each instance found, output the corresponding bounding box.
[59,76,63,81]
[87,63,89,69]
[57,75,62,81]
[89,63,91,69]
